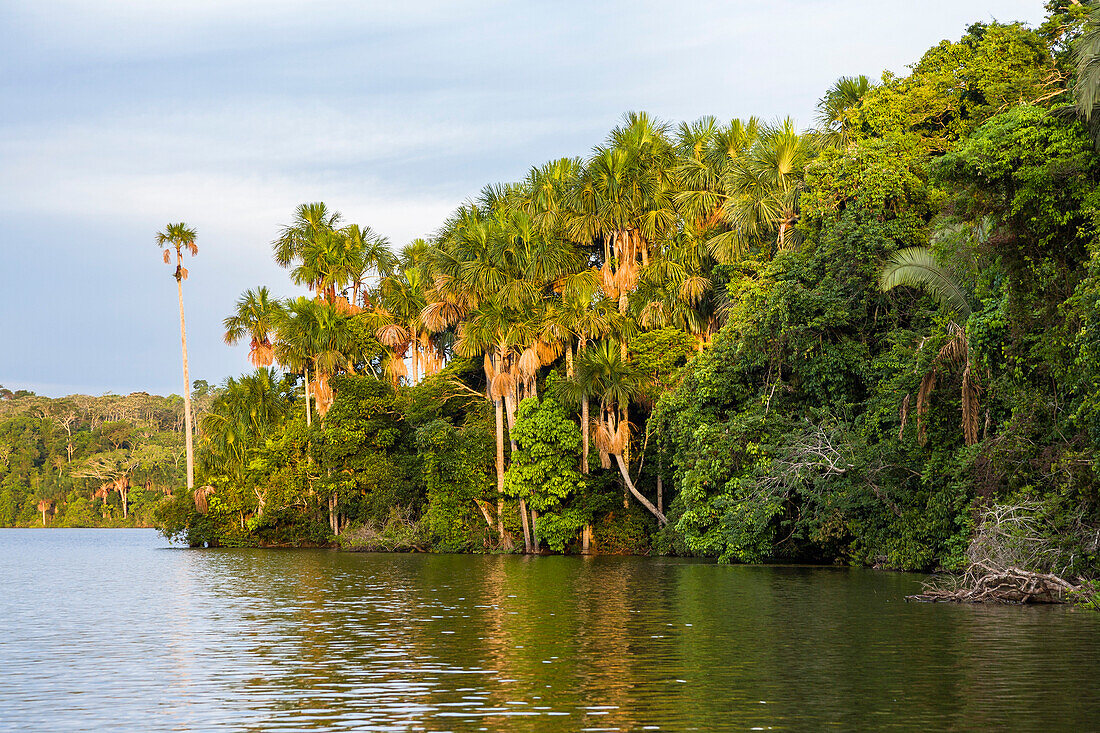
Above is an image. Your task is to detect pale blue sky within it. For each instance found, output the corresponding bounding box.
[0,0,1048,397]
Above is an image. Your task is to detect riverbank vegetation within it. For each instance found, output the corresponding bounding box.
[10,5,1100,599]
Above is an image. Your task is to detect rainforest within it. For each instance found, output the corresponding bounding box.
[7,3,1100,603]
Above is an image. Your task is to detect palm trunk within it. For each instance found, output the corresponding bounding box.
[581,398,590,474]
[613,451,666,525]
[475,499,494,529]
[304,366,312,427]
[621,403,629,465]
[411,337,420,385]
[519,498,532,553]
[494,398,506,543]
[177,270,194,491]
[579,341,592,555]
[504,392,518,453]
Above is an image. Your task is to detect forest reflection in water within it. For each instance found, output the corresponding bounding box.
[2,529,1099,731]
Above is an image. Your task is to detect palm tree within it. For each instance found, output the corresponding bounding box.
[368,243,431,385]
[156,222,198,491]
[273,297,361,422]
[199,368,290,516]
[880,246,981,445]
[342,224,396,307]
[719,119,812,258]
[37,498,52,526]
[1074,4,1100,132]
[560,340,666,525]
[563,113,679,318]
[273,202,342,271]
[673,116,759,239]
[223,286,284,366]
[815,75,873,149]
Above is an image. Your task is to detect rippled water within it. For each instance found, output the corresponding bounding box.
[2,530,1100,731]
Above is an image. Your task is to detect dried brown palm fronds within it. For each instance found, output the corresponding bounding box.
[422,299,467,331]
[518,347,540,379]
[194,485,215,514]
[490,371,516,400]
[593,420,613,468]
[594,420,613,450]
[593,418,630,456]
[386,356,408,386]
[616,260,639,293]
[913,323,982,446]
[611,419,631,456]
[916,368,937,446]
[421,350,442,377]
[600,262,619,299]
[937,323,969,366]
[312,376,334,415]
[535,339,561,365]
[376,323,410,349]
[333,296,359,315]
[249,338,274,367]
[483,352,496,381]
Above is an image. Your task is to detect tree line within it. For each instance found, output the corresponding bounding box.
[138,4,1100,582]
[0,388,203,526]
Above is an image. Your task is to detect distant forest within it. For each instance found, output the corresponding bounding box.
[0,387,201,527]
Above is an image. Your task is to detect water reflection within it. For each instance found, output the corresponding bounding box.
[2,530,1099,731]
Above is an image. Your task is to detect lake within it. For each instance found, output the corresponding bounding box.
[2,529,1099,731]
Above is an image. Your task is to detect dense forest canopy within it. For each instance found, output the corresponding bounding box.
[8,5,1100,596]
[0,388,201,526]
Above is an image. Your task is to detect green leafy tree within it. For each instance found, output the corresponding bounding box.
[503,397,586,551]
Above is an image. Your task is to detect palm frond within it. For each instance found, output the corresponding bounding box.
[880,247,972,319]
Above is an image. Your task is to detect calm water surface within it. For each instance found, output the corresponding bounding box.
[2,529,1099,731]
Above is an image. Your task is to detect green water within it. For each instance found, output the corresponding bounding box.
[2,529,1099,731]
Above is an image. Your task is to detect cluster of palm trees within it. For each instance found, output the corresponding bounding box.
[176,81,878,546]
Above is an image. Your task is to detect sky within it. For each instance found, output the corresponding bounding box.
[0,0,1049,398]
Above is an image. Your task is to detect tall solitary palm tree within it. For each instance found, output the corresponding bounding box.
[156,222,198,491]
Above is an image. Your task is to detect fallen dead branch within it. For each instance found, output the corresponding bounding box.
[907,500,1097,605]
[908,563,1080,604]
